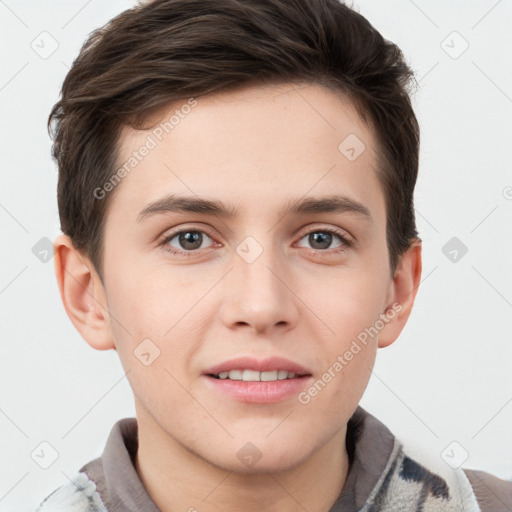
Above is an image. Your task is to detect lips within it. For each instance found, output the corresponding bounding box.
[202,356,312,379]
[202,356,314,403]
[213,369,298,381]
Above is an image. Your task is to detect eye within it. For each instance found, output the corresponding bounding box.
[161,229,217,256]
[159,226,354,258]
[295,228,353,253]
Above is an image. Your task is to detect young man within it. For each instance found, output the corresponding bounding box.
[36,0,511,511]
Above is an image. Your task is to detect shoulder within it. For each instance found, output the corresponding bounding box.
[35,471,108,512]
[394,436,495,512]
[350,408,512,511]
[463,468,512,512]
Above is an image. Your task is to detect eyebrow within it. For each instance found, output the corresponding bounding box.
[137,193,373,224]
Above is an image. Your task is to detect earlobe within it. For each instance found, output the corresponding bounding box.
[54,234,115,351]
[378,239,422,349]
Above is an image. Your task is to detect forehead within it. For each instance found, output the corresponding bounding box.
[109,82,385,224]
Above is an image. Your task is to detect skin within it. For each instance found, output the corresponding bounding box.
[54,82,422,512]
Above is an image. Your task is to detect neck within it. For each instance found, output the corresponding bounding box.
[134,412,349,512]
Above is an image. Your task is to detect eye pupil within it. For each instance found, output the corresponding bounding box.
[309,232,332,250]
[179,231,202,250]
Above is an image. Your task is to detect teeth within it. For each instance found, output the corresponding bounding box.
[214,370,299,381]
[243,369,260,381]
[228,370,243,380]
[260,370,278,381]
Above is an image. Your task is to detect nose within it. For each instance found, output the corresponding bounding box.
[219,239,299,336]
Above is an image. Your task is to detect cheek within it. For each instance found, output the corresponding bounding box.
[105,256,191,336]
[303,268,388,344]
[104,258,210,380]
[298,269,386,405]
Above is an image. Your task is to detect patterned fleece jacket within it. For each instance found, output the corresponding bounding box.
[35,405,512,511]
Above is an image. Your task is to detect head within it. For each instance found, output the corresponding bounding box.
[52,0,422,473]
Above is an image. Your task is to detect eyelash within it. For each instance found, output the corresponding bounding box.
[159,226,354,257]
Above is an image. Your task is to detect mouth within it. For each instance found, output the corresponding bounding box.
[202,356,313,403]
[208,369,309,381]
[202,356,312,381]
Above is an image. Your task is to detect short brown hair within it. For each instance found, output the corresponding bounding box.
[49,0,420,279]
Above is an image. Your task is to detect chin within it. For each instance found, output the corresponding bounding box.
[221,454,307,475]
[206,440,311,475]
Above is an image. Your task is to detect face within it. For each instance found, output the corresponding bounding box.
[99,82,396,473]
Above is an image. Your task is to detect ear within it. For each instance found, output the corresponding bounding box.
[377,239,422,349]
[54,234,115,351]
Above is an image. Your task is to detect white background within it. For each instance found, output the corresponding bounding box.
[0,1,511,510]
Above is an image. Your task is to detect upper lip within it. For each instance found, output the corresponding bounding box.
[203,356,312,376]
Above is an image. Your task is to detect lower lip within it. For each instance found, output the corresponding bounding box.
[202,375,313,404]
